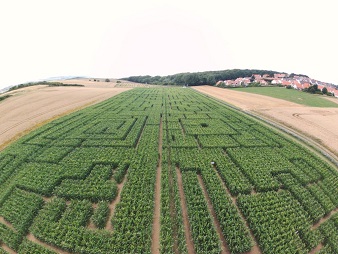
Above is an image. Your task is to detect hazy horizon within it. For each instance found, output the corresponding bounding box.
[1,0,337,89]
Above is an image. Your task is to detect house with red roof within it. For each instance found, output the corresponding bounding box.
[216,72,337,97]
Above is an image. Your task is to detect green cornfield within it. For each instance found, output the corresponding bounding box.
[0,88,337,254]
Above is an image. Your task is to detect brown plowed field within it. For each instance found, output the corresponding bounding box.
[194,86,338,157]
[0,85,131,150]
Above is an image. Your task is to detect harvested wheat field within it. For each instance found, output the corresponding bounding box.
[194,85,338,158]
[0,85,130,150]
[58,78,159,88]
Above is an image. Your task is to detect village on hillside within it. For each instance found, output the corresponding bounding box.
[216,73,338,97]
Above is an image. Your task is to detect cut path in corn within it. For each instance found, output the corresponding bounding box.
[135,116,148,149]
[197,174,230,254]
[0,216,17,254]
[212,165,262,254]
[26,233,71,254]
[0,244,16,254]
[0,216,15,232]
[309,243,324,254]
[168,165,180,254]
[176,167,196,254]
[105,172,128,231]
[151,117,163,254]
[311,207,338,230]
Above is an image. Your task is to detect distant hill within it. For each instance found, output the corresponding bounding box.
[43,76,88,81]
[0,76,87,93]
[122,69,284,86]
[0,86,12,94]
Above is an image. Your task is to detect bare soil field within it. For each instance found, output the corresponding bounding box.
[0,85,130,150]
[194,86,338,157]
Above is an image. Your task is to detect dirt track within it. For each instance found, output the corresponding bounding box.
[194,86,338,157]
[0,85,130,150]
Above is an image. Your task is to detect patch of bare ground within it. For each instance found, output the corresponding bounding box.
[176,167,196,254]
[42,196,53,203]
[0,216,16,233]
[168,166,179,254]
[0,243,16,254]
[0,86,131,151]
[197,174,229,254]
[151,117,163,254]
[309,243,323,254]
[105,173,128,231]
[211,165,261,254]
[311,207,338,230]
[194,85,338,162]
[165,134,180,252]
[26,233,71,254]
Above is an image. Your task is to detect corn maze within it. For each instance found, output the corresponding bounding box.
[0,88,337,254]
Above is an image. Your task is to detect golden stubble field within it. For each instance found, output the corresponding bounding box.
[194,85,338,158]
[0,84,131,150]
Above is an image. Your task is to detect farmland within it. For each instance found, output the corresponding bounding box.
[0,88,338,253]
[194,85,338,157]
[0,85,131,151]
[233,87,338,108]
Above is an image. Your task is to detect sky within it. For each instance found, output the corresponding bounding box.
[0,0,337,89]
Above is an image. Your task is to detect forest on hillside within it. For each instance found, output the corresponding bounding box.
[122,69,283,86]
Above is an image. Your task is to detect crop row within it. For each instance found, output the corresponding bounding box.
[319,214,338,253]
[237,191,322,253]
[278,173,325,222]
[199,164,252,253]
[181,171,221,253]
[0,188,43,250]
[159,160,187,254]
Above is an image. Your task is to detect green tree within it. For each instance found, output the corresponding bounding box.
[307,84,319,94]
[183,73,198,86]
[322,87,328,94]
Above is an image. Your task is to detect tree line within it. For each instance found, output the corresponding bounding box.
[122,69,282,86]
[8,81,84,91]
